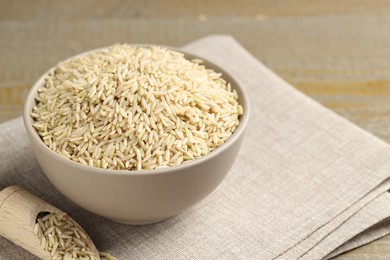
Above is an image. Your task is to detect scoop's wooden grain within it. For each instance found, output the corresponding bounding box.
[0,186,100,260]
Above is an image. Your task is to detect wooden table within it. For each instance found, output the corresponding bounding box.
[1,1,390,258]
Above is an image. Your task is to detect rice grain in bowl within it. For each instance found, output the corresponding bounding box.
[24,44,250,224]
[30,45,242,171]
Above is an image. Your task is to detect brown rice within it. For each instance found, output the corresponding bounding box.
[34,212,116,260]
[31,45,242,171]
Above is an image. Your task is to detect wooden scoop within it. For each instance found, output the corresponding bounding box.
[0,186,100,260]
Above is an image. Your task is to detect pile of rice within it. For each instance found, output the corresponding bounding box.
[31,45,242,171]
[34,211,116,260]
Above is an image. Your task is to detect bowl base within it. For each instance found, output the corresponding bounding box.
[110,216,171,225]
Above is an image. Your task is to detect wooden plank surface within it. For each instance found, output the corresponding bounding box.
[1,1,390,258]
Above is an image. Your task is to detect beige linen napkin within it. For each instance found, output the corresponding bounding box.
[2,35,390,259]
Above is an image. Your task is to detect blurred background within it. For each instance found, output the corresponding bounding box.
[2,0,390,258]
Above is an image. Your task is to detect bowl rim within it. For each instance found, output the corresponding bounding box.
[23,44,250,176]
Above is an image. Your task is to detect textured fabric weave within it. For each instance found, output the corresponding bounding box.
[1,35,390,259]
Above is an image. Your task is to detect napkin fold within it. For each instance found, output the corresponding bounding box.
[2,35,390,259]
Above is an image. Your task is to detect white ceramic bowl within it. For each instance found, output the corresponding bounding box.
[23,46,250,224]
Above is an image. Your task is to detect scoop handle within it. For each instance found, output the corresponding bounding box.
[0,186,61,259]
